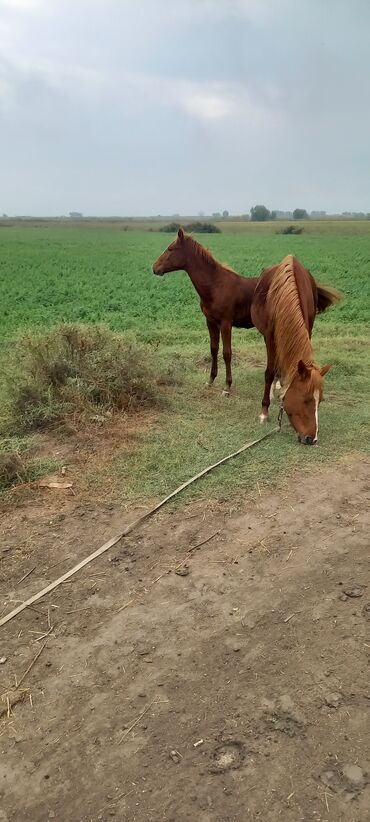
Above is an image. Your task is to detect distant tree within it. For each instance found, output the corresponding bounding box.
[293,208,308,220]
[250,205,271,222]
[270,210,277,220]
[212,212,221,218]
[222,210,229,218]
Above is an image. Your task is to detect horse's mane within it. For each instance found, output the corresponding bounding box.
[267,255,316,384]
[185,233,237,274]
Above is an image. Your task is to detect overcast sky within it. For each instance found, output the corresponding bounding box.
[0,0,369,216]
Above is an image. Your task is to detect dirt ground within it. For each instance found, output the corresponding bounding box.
[0,454,369,822]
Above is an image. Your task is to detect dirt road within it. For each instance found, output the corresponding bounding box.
[1,456,369,821]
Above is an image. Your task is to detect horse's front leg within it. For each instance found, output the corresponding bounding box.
[221,322,232,396]
[260,339,275,422]
[206,320,220,386]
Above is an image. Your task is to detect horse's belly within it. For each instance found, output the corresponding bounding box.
[233,316,254,329]
[202,301,254,329]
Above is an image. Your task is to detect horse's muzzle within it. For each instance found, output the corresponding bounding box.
[298,434,316,445]
[153,266,164,276]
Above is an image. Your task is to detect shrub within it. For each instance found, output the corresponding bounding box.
[184,221,221,234]
[5,324,160,431]
[159,222,181,233]
[159,221,221,234]
[276,225,304,235]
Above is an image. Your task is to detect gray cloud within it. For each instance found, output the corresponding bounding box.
[0,0,369,215]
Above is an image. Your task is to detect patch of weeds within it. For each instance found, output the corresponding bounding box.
[0,444,61,492]
[25,456,62,483]
[0,436,31,454]
[156,367,183,387]
[0,451,26,490]
[4,324,161,432]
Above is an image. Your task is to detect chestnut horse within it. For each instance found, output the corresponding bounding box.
[153,230,339,409]
[251,254,339,444]
[153,228,258,395]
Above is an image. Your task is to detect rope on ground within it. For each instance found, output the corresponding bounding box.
[0,424,280,628]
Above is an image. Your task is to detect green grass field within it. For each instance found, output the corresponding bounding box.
[1,222,369,502]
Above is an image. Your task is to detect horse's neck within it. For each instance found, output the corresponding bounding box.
[185,255,218,302]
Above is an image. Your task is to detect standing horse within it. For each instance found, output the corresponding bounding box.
[153,231,340,417]
[153,228,258,395]
[251,254,340,444]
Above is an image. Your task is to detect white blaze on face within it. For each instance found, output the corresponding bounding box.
[314,389,320,442]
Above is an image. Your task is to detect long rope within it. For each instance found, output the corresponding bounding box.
[0,425,280,628]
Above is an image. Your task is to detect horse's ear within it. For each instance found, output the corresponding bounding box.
[297,360,311,379]
[320,364,332,377]
[178,227,185,242]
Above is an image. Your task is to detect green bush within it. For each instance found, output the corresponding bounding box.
[276,225,304,235]
[184,221,221,234]
[5,324,160,431]
[159,222,181,233]
[159,221,221,234]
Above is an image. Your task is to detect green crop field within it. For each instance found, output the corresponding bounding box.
[1,222,369,502]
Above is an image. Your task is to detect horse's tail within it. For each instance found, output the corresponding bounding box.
[316,282,342,314]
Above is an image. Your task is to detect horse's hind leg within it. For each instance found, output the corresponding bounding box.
[221,322,232,396]
[206,321,220,386]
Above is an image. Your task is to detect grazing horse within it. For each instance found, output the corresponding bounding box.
[251,254,340,444]
[152,228,258,395]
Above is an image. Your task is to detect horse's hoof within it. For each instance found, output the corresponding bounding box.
[222,389,230,398]
[206,381,214,388]
[259,413,269,424]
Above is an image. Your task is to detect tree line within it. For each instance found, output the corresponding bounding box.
[250,205,308,221]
